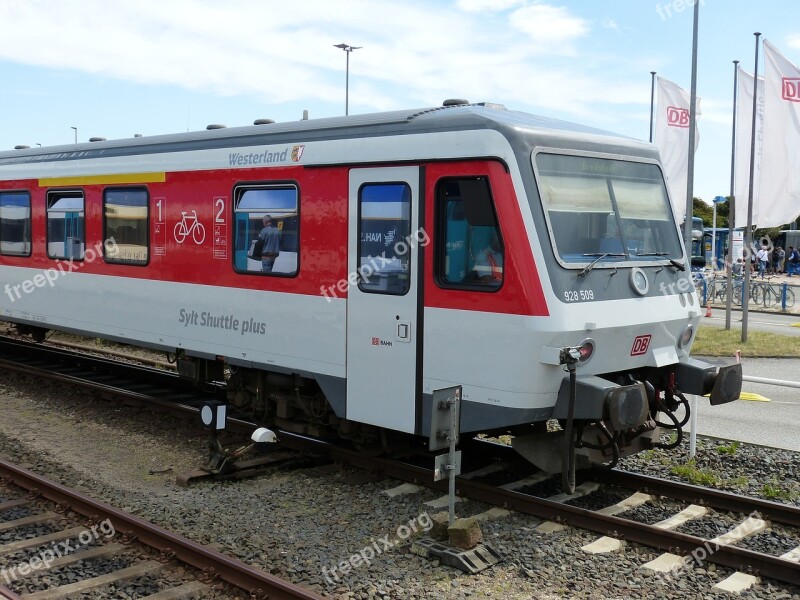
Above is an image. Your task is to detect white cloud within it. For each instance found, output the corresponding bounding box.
[456,0,525,12]
[601,16,619,30]
[788,33,800,49]
[509,4,589,47]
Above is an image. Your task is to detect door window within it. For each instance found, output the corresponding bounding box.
[47,191,85,260]
[358,183,411,295]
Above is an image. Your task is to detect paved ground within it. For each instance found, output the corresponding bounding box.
[688,311,800,450]
[701,305,800,336]
[691,357,800,451]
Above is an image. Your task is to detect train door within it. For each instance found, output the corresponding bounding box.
[346,167,421,433]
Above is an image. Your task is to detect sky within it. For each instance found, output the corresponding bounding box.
[1,0,799,206]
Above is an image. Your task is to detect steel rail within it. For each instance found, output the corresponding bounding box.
[0,336,219,419]
[0,585,22,600]
[0,335,180,386]
[592,468,800,528]
[46,338,176,371]
[0,459,322,600]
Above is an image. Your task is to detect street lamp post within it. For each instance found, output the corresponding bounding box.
[333,43,361,115]
[71,126,77,144]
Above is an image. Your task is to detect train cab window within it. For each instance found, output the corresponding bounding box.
[435,178,504,289]
[103,188,149,265]
[358,183,412,295]
[47,191,85,260]
[535,153,681,268]
[0,191,31,257]
[233,185,298,276]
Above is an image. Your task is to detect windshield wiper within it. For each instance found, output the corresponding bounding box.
[635,252,685,271]
[578,253,625,277]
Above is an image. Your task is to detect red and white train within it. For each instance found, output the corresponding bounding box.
[0,100,741,473]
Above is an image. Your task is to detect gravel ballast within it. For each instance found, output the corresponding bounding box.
[1,370,799,599]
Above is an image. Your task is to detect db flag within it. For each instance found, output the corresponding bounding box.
[755,40,800,228]
[654,77,701,226]
[733,68,765,230]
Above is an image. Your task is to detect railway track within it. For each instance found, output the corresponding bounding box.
[0,458,322,599]
[1,334,799,592]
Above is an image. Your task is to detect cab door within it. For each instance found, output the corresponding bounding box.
[346,167,421,433]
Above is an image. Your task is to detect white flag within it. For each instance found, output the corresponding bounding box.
[757,40,800,228]
[653,77,701,225]
[733,68,765,229]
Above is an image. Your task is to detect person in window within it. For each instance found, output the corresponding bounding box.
[472,233,503,285]
[259,215,281,273]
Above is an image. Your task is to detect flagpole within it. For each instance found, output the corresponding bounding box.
[725,60,739,331]
[742,33,761,343]
[649,71,657,142]
[685,0,700,461]
[683,1,699,255]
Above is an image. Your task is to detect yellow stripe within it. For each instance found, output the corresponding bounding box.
[791,322,800,328]
[704,392,771,402]
[38,172,166,187]
[738,392,771,402]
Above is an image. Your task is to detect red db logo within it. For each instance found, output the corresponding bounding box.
[667,106,690,128]
[630,335,652,356]
[372,337,380,346]
[782,78,800,102]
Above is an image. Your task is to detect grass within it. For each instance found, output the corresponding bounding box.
[762,481,796,502]
[715,441,740,455]
[691,326,800,357]
[728,475,749,490]
[670,459,721,487]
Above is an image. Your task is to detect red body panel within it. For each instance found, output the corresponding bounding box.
[2,161,548,316]
[422,161,549,317]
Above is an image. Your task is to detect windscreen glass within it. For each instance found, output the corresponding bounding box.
[535,153,682,265]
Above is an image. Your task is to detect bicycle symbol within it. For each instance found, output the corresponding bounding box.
[174,210,206,245]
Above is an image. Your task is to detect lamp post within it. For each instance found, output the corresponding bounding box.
[333,43,361,115]
[70,126,77,144]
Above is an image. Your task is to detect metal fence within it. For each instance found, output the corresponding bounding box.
[694,273,798,311]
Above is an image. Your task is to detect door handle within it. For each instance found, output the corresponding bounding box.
[397,321,411,342]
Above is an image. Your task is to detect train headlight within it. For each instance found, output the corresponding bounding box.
[630,268,649,296]
[678,325,694,348]
[577,338,595,364]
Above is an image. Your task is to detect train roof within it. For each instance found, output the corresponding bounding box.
[0,101,652,166]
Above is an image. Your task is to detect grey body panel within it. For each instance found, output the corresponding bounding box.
[420,393,551,434]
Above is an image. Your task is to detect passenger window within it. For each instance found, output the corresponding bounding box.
[233,185,298,276]
[47,191,85,260]
[104,188,149,265]
[0,191,32,257]
[436,177,504,289]
[358,183,411,295]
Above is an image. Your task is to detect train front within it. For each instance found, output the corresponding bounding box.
[513,147,742,475]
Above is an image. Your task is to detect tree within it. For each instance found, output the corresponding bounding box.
[692,197,729,228]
